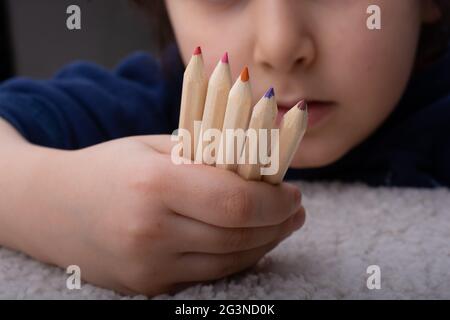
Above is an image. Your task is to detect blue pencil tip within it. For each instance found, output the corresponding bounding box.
[264,87,275,99]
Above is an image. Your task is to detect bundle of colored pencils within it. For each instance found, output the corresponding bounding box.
[177,47,308,185]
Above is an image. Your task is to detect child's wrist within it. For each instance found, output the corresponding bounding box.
[0,144,75,263]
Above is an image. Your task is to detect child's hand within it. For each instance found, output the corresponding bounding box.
[30,135,305,296]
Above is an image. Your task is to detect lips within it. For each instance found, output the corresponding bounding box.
[277,100,335,128]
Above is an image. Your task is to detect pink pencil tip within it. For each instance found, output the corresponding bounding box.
[193,46,202,55]
[297,100,307,111]
[221,52,229,64]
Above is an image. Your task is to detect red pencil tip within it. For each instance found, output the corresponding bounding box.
[221,52,229,64]
[297,100,307,111]
[193,46,202,55]
[240,67,249,82]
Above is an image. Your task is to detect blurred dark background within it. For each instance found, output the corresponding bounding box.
[0,0,13,81]
[0,0,156,81]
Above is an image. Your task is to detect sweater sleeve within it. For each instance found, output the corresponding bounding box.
[0,52,174,150]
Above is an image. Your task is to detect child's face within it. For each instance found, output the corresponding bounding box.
[165,0,440,168]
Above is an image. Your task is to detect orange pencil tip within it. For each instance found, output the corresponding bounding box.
[240,67,249,82]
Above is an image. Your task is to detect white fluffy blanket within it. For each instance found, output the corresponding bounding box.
[1,181,449,299]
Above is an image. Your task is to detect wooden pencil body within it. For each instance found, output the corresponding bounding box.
[264,106,308,184]
[237,95,277,180]
[178,54,207,160]
[197,61,232,164]
[216,76,252,171]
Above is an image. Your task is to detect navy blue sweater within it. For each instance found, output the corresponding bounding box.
[1,44,449,188]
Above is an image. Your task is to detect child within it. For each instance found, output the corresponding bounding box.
[0,1,448,296]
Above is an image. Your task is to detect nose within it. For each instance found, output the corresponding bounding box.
[252,0,315,74]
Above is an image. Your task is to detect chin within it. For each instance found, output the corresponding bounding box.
[289,142,350,169]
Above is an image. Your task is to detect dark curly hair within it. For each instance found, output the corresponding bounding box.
[133,0,450,69]
[417,0,450,68]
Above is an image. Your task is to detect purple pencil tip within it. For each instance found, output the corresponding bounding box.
[264,87,275,99]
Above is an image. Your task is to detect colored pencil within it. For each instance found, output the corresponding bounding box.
[216,67,253,171]
[178,46,208,160]
[237,88,278,181]
[196,52,232,165]
[264,100,308,184]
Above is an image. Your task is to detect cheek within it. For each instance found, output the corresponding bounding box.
[293,1,422,168]
[164,0,213,66]
[165,0,252,76]
[334,5,421,138]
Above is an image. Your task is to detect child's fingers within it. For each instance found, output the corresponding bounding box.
[169,207,305,254]
[175,237,286,283]
[160,162,302,228]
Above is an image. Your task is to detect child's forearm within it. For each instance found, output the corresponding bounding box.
[0,118,69,262]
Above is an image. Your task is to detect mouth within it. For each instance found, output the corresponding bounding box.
[276,100,336,128]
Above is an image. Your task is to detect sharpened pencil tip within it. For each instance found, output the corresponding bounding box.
[240,67,249,82]
[297,100,307,111]
[221,52,229,64]
[264,87,275,99]
[193,46,202,55]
